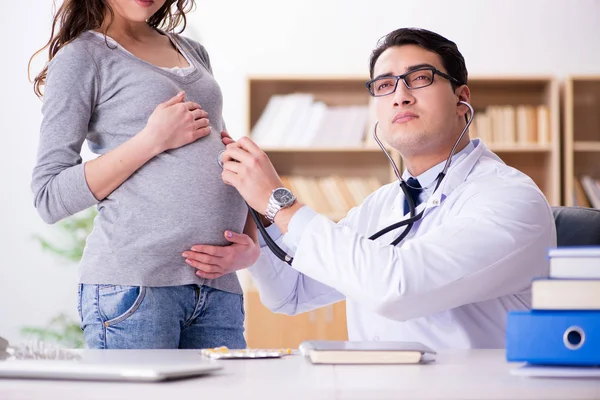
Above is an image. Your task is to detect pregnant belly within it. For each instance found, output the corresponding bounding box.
[108,171,247,255]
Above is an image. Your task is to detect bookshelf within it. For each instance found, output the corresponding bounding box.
[467,77,561,206]
[563,76,600,207]
[241,75,561,348]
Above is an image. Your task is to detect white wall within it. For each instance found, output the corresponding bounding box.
[1,0,599,344]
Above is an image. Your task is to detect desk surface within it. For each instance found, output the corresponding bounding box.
[0,349,598,400]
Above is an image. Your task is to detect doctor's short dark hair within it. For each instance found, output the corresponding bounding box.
[369,28,468,91]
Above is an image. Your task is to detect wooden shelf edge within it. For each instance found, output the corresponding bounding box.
[486,144,553,152]
[248,75,369,82]
[573,141,600,152]
[262,146,390,153]
[566,75,600,82]
[467,75,556,83]
[262,144,552,153]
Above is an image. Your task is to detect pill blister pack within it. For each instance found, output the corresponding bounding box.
[200,346,293,360]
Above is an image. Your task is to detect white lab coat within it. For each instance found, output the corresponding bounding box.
[248,139,556,350]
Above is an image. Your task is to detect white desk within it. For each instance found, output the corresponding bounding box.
[0,349,598,399]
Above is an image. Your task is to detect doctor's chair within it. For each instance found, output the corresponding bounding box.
[552,206,600,247]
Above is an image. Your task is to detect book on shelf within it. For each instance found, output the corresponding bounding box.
[250,93,369,148]
[579,175,600,209]
[573,177,592,208]
[468,104,550,146]
[281,175,382,217]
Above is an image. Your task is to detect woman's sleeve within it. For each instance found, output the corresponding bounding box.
[31,42,100,224]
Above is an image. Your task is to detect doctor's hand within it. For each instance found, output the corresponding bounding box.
[221,137,284,214]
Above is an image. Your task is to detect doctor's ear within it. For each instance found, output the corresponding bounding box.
[455,85,471,117]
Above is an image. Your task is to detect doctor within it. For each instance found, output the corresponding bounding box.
[183,28,556,349]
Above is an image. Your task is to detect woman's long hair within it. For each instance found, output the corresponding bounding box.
[29,0,194,98]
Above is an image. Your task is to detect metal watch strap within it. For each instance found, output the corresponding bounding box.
[264,195,281,223]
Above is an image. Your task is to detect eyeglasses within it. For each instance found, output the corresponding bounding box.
[366,67,460,97]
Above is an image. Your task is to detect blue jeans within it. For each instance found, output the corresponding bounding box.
[78,284,246,349]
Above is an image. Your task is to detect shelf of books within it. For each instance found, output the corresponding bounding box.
[467,77,560,205]
[248,76,561,208]
[563,76,600,208]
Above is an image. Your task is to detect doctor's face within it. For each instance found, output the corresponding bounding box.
[371,45,470,159]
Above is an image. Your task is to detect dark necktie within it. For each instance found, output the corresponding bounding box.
[403,177,422,215]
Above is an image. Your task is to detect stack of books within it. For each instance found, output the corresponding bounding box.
[506,246,600,368]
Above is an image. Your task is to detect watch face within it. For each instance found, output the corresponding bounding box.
[273,188,294,206]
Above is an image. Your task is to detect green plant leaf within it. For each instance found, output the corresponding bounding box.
[25,208,96,348]
[20,313,84,349]
[32,207,97,264]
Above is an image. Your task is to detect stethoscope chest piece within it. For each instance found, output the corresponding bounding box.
[217,150,225,168]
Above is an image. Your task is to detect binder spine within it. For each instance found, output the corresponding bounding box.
[506,311,600,366]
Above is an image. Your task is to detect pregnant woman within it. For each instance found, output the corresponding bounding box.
[30,0,259,349]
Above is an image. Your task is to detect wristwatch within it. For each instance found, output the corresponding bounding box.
[265,187,296,223]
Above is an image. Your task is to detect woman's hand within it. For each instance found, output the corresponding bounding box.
[221,131,235,145]
[141,91,211,155]
[182,213,260,279]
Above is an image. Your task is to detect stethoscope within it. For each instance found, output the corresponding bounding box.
[219,101,475,266]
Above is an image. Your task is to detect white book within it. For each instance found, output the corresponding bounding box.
[346,105,370,146]
[280,94,315,147]
[262,94,305,147]
[550,258,600,279]
[298,340,436,365]
[313,107,346,147]
[310,107,334,147]
[548,246,600,279]
[297,101,327,147]
[548,246,600,258]
[531,279,600,310]
[250,95,284,145]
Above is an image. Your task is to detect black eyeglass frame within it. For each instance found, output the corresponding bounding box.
[365,67,461,97]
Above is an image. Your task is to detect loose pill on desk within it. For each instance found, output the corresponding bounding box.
[201,346,292,359]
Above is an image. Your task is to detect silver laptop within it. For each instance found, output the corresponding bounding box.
[0,349,222,382]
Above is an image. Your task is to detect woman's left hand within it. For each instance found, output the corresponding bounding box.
[183,229,260,279]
